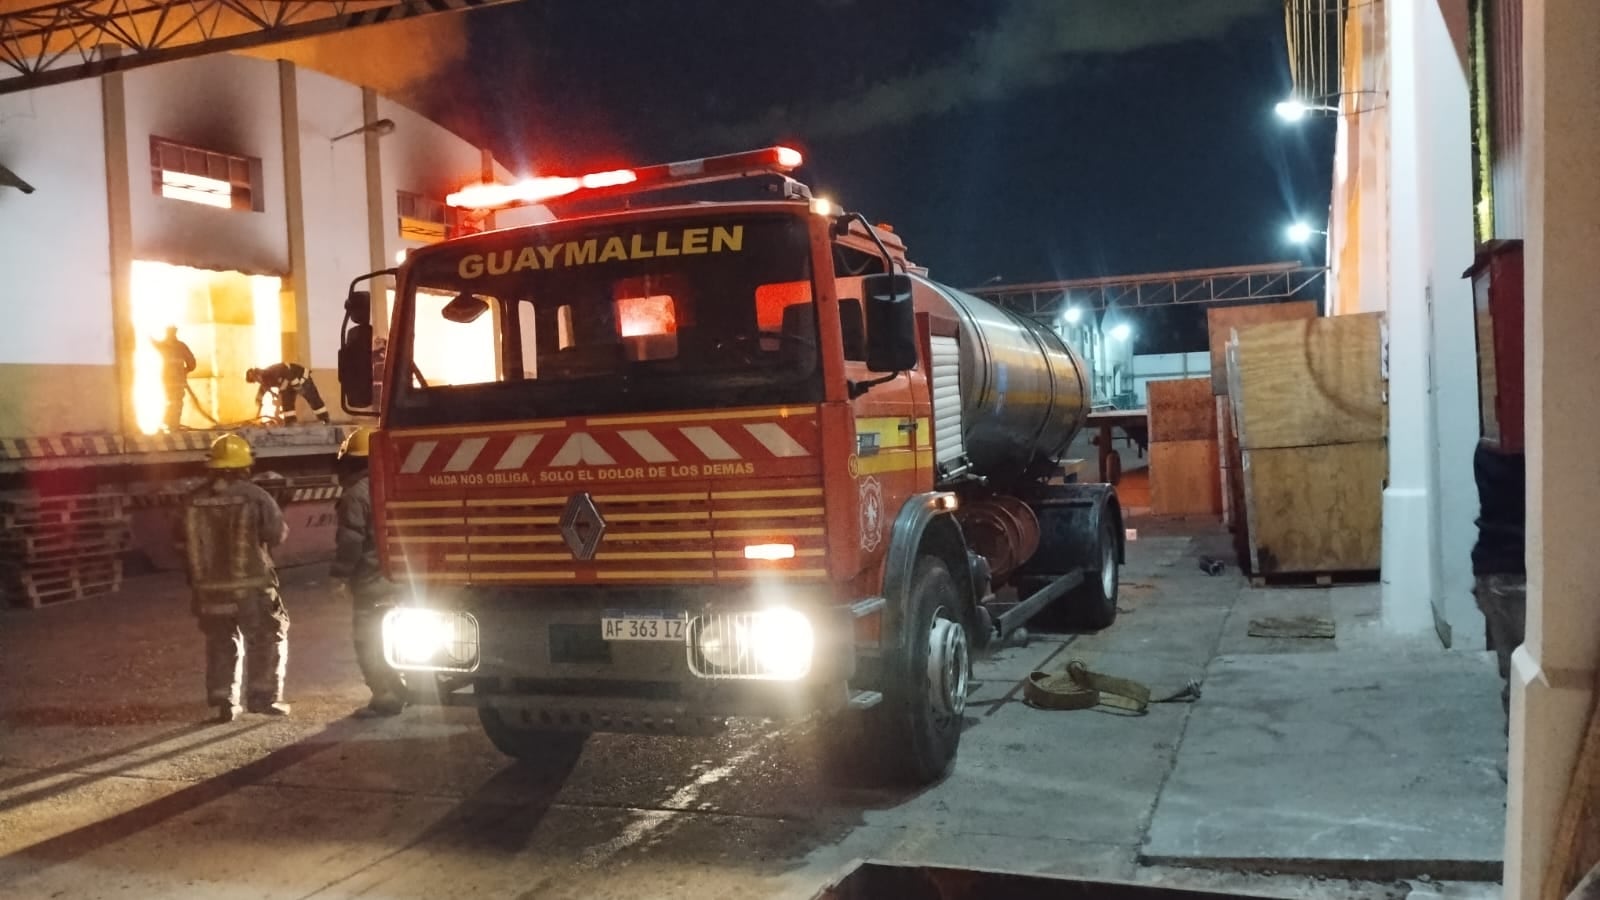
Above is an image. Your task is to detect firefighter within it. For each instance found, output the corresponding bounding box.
[330,426,408,717]
[246,362,331,425]
[151,325,196,432]
[180,434,292,722]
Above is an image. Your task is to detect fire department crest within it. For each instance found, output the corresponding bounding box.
[859,477,885,552]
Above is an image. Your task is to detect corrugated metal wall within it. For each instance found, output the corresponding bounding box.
[1489,0,1524,239]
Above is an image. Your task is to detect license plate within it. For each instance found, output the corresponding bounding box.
[601,610,688,642]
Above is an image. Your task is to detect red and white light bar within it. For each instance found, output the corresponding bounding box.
[447,146,804,211]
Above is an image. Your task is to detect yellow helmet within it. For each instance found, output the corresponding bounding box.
[338,427,373,460]
[206,433,254,470]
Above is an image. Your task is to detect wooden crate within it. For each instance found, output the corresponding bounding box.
[1241,440,1385,575]
[1150,439,1222,516]
[1217,396,1235,528]
[1232,313,1386,451]
[1146,378,1217,443]
[1206,301,1318,394]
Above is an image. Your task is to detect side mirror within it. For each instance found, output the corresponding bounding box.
[339,321,374,409]
[863,273,917,373]
[442,292,489,324]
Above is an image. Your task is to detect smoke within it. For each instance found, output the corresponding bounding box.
[712,0,1275,142]
[241,15,471,106]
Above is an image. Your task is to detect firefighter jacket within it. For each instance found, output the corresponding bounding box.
[330,472,386,593]
[254,362,309,405]
[180,478,289,617]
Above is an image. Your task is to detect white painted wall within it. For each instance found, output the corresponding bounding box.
[0,79,115,366]
[1382,0,1461,641]
[1130,352,1210,407]
[1420,1,1486,650]
[295,68,371,369]
[123,55,289,277]
[376,97,493,268]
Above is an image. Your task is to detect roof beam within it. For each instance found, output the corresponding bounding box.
[0,0,519,94]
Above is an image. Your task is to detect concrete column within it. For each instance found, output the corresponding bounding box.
[362,88,388,338]
[278,61,312,368]
[99,46,136,437]
[1422,0,1483,650]
[1381,0,1443,637]
[1504,0,1600,896]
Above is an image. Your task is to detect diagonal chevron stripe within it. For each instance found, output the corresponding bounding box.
[443,437,489,472]
[618,429,677,463]
[549,433,616,466]
[496,434,543,470]
[743,423,808,458]
[680,426,740,460]
[400,440,438,474]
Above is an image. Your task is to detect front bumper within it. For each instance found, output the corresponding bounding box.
[389,586,861,732]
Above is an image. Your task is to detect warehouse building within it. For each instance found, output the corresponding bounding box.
[0,51,548,441]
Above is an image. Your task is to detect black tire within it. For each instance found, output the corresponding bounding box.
[826,556,970,786]
[478,707,589,771]
[1066,516,1120,630]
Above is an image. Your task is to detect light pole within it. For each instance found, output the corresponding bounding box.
[331,118,396,143]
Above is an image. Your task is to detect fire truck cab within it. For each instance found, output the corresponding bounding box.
[337,148,1122,785]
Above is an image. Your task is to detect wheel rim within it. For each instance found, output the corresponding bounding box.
[1101,536,1118,598]
[926,611,970,719]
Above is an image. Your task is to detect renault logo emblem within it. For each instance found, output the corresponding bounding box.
[559,492,607,560]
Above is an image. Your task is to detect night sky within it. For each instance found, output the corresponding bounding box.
[417,0,1335,353]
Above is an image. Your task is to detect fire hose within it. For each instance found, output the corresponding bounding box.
[1023,659,1202,713]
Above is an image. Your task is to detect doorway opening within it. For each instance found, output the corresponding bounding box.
[130,261,283,433]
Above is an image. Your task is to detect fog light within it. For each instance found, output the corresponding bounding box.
[690,607,814,680]
[748,607,813,680]
[383,608,479,672]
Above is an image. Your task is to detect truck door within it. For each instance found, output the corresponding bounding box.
[837,275,925,562]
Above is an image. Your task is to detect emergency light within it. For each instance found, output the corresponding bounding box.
[446,146,805,211]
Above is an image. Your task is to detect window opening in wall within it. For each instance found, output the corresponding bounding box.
[131,261,282,434]
[150,137,264,212]
[397,190,449,243]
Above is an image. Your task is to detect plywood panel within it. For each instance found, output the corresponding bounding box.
[1233,313,1386,451]
[1243,440,1385,574]
[1150,439,1222,516]
[1207,301,1318,394]
[1218,396,1236,528]
[1147,378,1217,443]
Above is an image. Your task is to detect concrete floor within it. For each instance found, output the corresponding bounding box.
[0,522,1502,900]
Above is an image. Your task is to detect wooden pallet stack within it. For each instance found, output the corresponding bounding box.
[0,493,130,608]
[1225,313,1388,585]
[1146,377,1221,516]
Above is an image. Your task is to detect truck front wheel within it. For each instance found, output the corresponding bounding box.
[830,555,970,786]
[477,707,588,771]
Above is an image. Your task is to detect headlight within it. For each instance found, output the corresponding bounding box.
[383,608,480,672]
[689,607,814,681]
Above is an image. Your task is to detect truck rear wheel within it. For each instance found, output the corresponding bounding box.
[1063,517,1120,630]
[828,555,970,786]
[477,707,588,771]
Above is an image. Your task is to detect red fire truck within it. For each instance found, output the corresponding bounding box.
[337,147,1122,785]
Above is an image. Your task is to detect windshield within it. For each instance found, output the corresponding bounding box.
[389,213,820,426]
